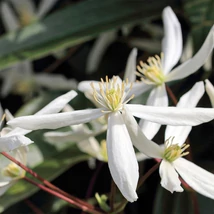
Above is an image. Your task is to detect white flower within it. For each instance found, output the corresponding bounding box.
[126,82,214,199]
[205,79,214,107]
[0,90,77,152]
[0,146,28,196]
[0,61,77,97]
[8,76,214,202]
[0,0,58,30]
[125,6,214,139]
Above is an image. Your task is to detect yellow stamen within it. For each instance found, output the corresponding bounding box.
[136,53,165,85]
[100,140,108,162]
[91,76,134,112]
[2,162,25,179]
[163,137,190,162]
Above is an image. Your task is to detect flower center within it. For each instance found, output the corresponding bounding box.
[19,8,36,27]
[136,53,166,85]
[2,162,25,178]
[163,137,190,162]
[91,76,134,112]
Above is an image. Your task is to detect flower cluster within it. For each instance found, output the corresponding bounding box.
[0,5,214,213]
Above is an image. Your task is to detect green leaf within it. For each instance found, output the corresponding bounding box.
[0,145,89,213]
[184,0,214,50]
[0,0,174,69]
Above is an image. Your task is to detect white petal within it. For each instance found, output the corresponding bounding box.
[123,107,162,158]
[131,82,152,97]
[167,25,214,81]
[77,137,101,159]
[180,35,193,63]
[162,6,182,74]
[0,135,33,152]
[165,81,204,144]
[13,146,28,165]
[37,0,58,18]
[36,90,77,115]
[0,180,16,196]
[5,109,14,121]
[127,104,214,126]
[177,81,205,108]
[139,85,168,140]
[34,74,77,90]
[135,152,150,162]
[159,160,183,193]
[205,79,214,107]
[0,2,20,31]
[86,31,117,74]
[174,158,214,199]
[124,48,137,82]
[107,112,138,202]
[8,109,105,130]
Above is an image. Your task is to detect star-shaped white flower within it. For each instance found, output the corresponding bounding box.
[0,0,58,30]
[8,76,214,202]
[125,6,214,140]
[126,81,214,199]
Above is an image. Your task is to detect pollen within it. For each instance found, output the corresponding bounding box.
[163,137,190,162]
[91,76,134,112]
[136,53,166,85]
[2,162,25,179]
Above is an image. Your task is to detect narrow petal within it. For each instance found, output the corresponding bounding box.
[131,82,152,97]
[176,81,205,108]
[165,82,204,144]
[174,158,214,199]
[123,107,162,158]
[34,74,77,90]
[0,2,20,31]
[205,79,214,107]
[8,109,105,130]
[136,152,150,162]
[77,137,101,159]
[6,90,77,137]
[127,104,214,126]
[36,90,77,115]
[0,135,33,152]
[162,6,183,74]
[107,112,138,202]
[159,160,183,193]
[124,48,137,82]
[139,85,168,140]
[37,0,58,18]
[86,31,117,74]
[167,26,214,81]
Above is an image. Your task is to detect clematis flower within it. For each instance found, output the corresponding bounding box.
[0,61,77,98]
[125,6,214,139]
[0,0,59,30]
[8,76,214,202]
[126,82,214,199]
[0,0,75,97]
[0,90,77,152]
[0,146,28,196]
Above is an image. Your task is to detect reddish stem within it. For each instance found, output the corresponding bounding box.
[166,85,178,105]
[24,199,44,214]
[23,177,103,214]
[1,152,94,209]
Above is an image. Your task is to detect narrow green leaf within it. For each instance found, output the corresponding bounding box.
[0,0,174,69]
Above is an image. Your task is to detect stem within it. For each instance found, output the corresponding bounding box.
[110,180,116,211]
[1,152,94,209]
[24,199,44,214]
[137,162,160,188]
[85,162,104,199]
[23,177,104,214]
[166,85,178,105]
[190,192,200,214]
